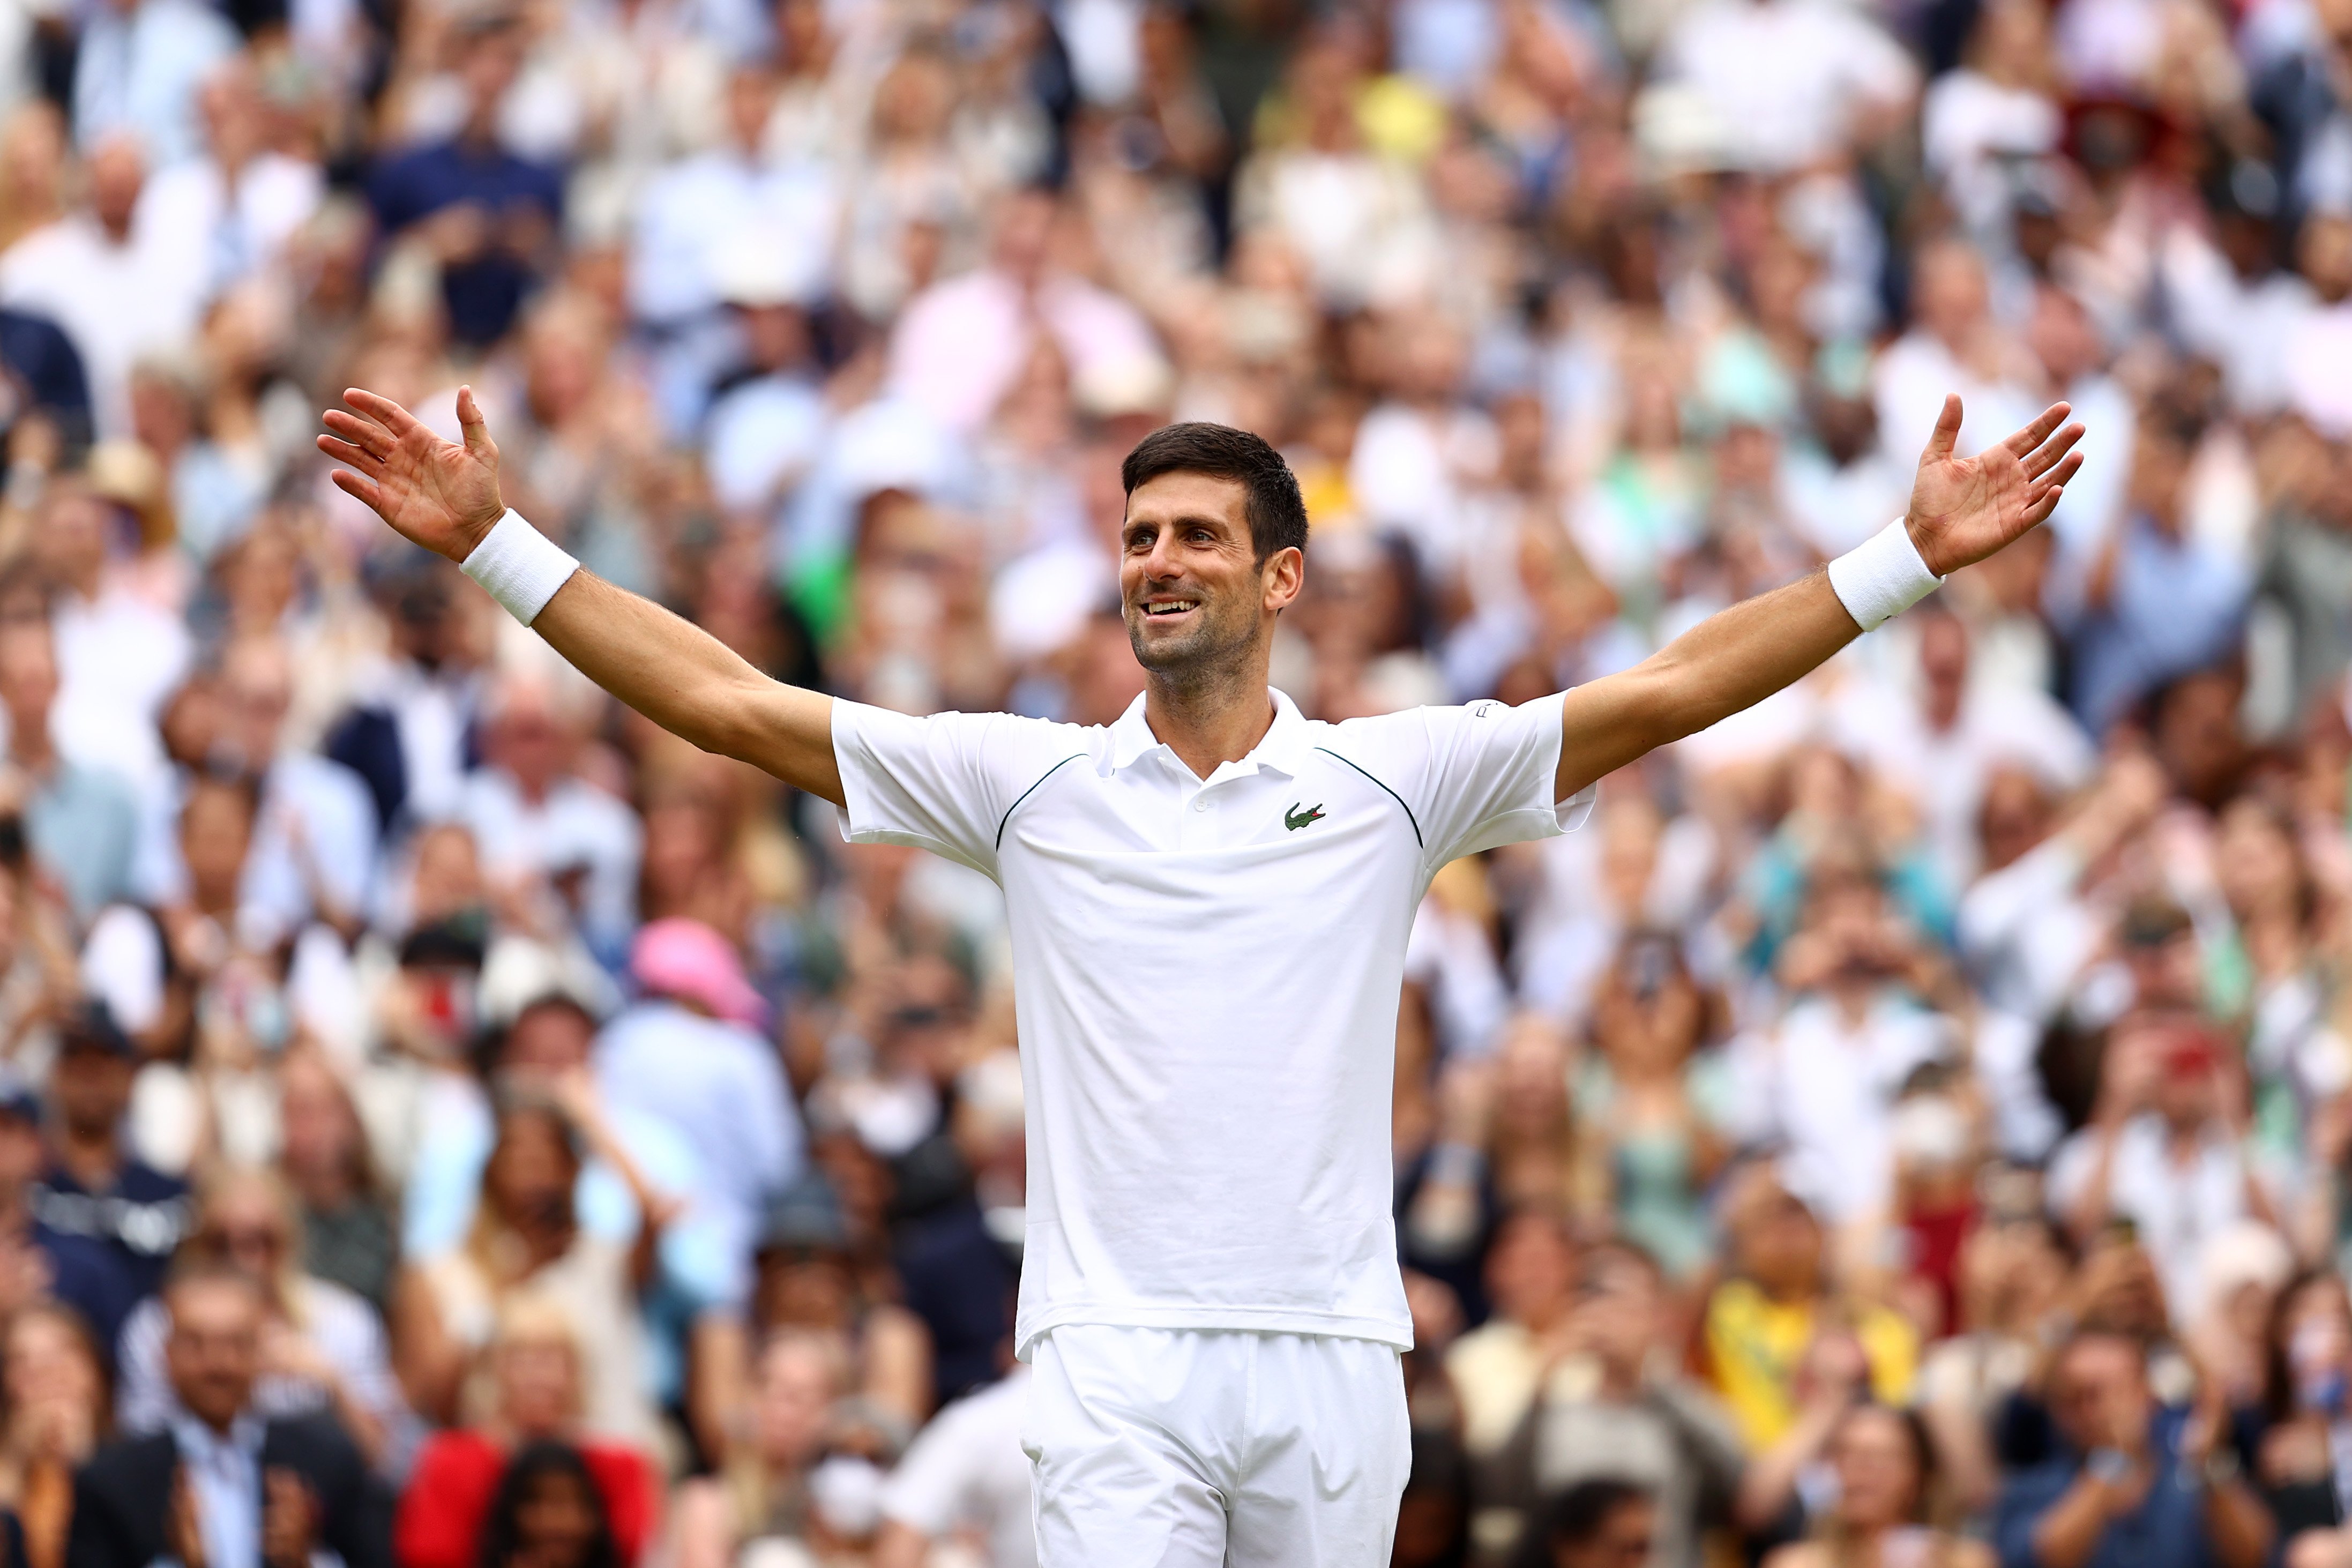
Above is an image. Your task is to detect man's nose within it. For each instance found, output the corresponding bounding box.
[1141,533,1184,584]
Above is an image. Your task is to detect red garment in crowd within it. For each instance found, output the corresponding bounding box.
[1903,1198,1978,1337]
[395,1429,660,1568]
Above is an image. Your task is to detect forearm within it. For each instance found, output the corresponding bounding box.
[524,569,844,804]
[2204,1477,2275,1568]
[1560,571,1860,796]
[2062,1130,2120,1243]
[871,1524,928,1568]
[1736,1397,1844,1528]
[2030,1478,2119,1568]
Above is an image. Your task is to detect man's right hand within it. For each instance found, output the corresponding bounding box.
[317,386,506,562]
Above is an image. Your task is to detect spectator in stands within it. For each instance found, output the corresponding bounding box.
[1510,1239,1744,1568]
[0,1303,107,1568]
[671,1328,846,1567]
[2049,1014,2271,1320]
[1572,935,1730,1281]
[275,1050,398,1316]
[363,11,563,348]
[29,1004,189,1364]
[396,1297,659,1568]
[1507,1478,1658,1568]
[475,1442,624,1568]
[63,1261,391,1568]
[2047,408,2251,733]
[873,1355,1032,1568]
[1765,1403,1990,1568]
[0,609,136,922]
[1701,1167,1918,1456]
[115,1164,410,1471]
[394,1099,664,1447]
[1995,1329,2272,1568]
[597,919,801,1305]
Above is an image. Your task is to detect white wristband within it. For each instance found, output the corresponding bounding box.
[1827,517,1942,632]
[460,508,578,626]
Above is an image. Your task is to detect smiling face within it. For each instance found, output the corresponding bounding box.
[1118,471,1302,686]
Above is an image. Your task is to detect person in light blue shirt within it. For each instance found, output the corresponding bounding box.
[595,918,803,1306]
[402,974,741,1405]
[71,0,240,169]
[0,615,138,922]
[2046,407,2251,733]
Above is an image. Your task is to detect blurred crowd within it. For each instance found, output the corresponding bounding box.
[0,0,2350,1559]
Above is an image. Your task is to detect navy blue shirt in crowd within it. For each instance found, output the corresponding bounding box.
[365,140,563,346]
[29,1156,191,1367]
[1993,1405,2226,1568]
[0,308,89,446]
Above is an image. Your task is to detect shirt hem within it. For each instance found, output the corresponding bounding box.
[1014,1304,1414,1361]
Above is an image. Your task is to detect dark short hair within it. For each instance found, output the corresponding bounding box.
[1510,1479,1652,1568]
[1119,422,1308,563]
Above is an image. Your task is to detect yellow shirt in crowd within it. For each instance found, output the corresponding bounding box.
[1701,1279,1919,1451]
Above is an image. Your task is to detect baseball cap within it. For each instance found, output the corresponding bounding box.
[0,1066,40,1124]
[58,1002,133,1060]
[478,937,618,1033]
[631,919,767,1029]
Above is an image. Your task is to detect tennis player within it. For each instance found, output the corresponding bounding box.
[319,386,2082,1566]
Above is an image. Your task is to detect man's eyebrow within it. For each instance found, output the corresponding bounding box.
[1125,511,1234,532]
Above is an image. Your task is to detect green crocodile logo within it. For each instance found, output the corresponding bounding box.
[1285,803,1326,831]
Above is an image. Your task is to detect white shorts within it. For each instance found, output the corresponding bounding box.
[1021,1324,1412,1567]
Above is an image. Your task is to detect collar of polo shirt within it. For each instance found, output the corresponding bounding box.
[1105,688,1313,778]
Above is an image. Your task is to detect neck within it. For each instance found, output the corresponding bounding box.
[1143,666,1275,781]
[293,1162,352,1209]
[7,715,52,775]
[53,1130,118,1188]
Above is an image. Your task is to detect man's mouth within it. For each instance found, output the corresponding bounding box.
[1142,598,1199,619]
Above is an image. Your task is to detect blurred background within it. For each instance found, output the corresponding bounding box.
[0,0,2343,1563]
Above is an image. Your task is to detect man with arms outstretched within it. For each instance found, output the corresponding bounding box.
[319,386,2082,1567]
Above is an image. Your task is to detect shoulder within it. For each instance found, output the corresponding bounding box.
[1703,1278,1768,1331]
[578,1440,657,1493]
[118,1292,166,1345]
[264,1410,367,1476]
[116,1160,189,1203]
[407,1427,498,1482]
[78,1430,175,1491]
[53,759,139,812]
[281,751,376,812]
[298,1275,381,1336]
[1947,1537,1996,1568]
[835,701,1099,776]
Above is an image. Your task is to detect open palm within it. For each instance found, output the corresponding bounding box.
[316,387,506,562]
[1904,395,2086,577]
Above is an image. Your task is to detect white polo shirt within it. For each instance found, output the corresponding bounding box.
[833,688,1593,1354]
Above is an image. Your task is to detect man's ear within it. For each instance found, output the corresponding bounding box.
[1262,546,1305,615]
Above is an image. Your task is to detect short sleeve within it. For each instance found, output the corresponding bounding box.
[831,701,1078,879]
[1340,693,1595,871]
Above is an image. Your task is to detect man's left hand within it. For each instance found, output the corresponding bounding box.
[1903,396,2087,576]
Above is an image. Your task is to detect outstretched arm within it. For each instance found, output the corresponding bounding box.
[1554,395,2084,800]
[318,387,844,804]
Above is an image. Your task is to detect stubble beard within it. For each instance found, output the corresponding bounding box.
[1126,589,1262,704]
